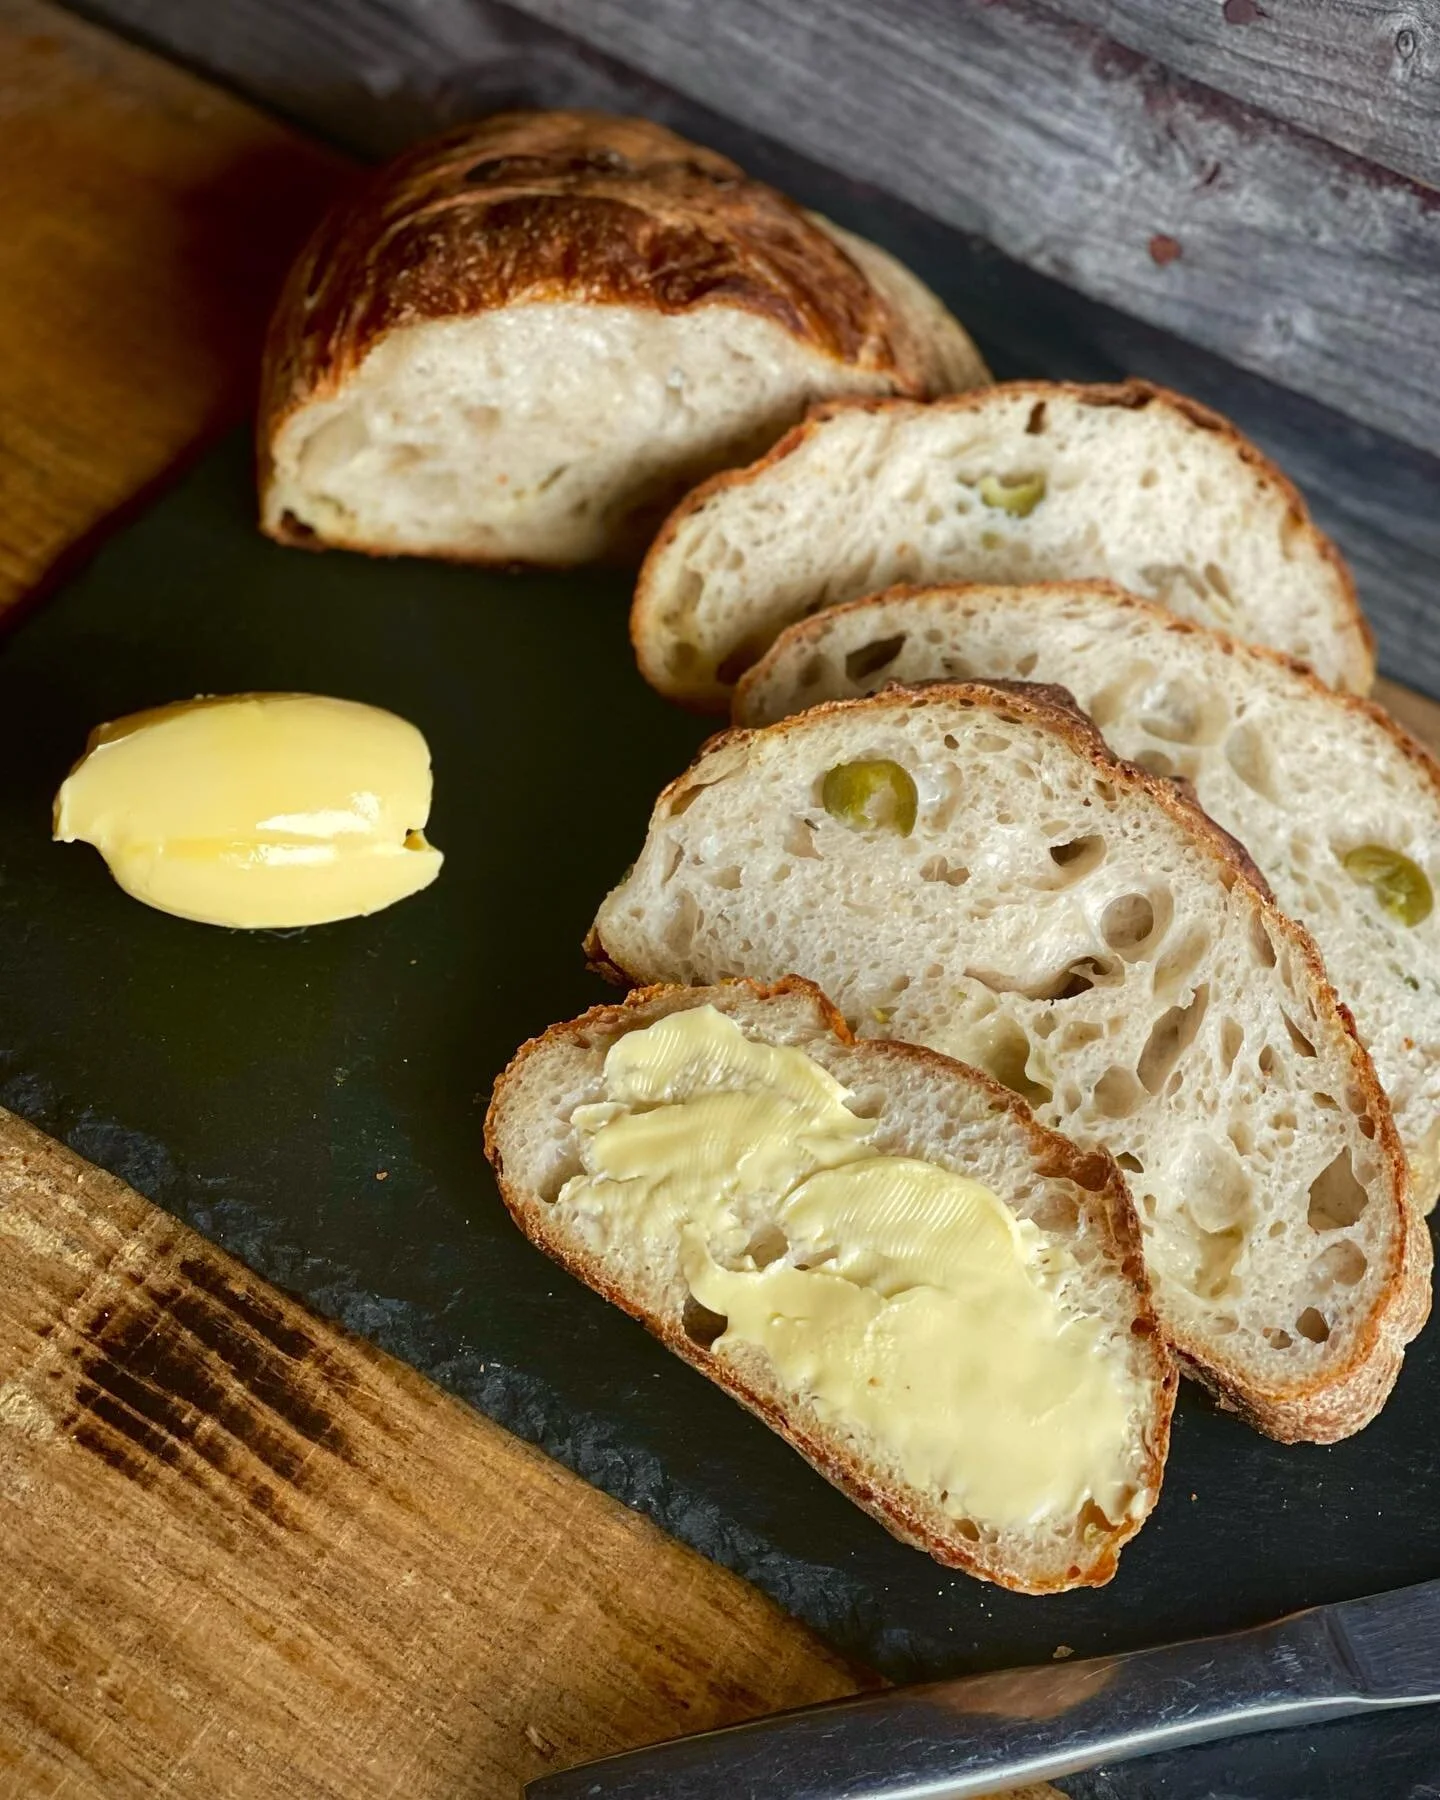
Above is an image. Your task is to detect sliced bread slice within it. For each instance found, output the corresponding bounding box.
[486,976,1175,1590]
[631,381,1371,707]
[735,581,1440,1209]
[588,685,1430,1442]
[260,110,987,567]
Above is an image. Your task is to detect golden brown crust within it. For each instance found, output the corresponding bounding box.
[631,379,1374,705]
[585,685,1428,1439]
[485,976,1175,1591]
[259,109,974,544]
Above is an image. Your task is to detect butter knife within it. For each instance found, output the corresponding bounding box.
[526,1576,1440,1798]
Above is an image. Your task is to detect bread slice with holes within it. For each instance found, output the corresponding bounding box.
[630,380,1372,707]
[588,684,1430,1441]
[259,110,987,567]
[736,581,1440,1211]
[486,976,1175,1590]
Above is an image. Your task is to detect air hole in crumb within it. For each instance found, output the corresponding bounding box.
[797,653,827,689]
[1025,400,1048,435]
[746,1225,789,1268]
[919,855,970,886]
[955,1518,981,1541]
[711,865,743,890]
[1049,834,1106,880]
[1295,1307,1330,1344]
[1308,1151,1368,1231]
[668,780,713,817]
[845,635,907,682]
[1101,892,1157,953]
[943,733,960,750]
[1282,1013,1316,1058]
[1079,1500,1116,1535]
[1138,985,1209,1094]
[1265,1327,1294,1348]
[1219,1017,1244,1072]
[1258,1045,1277,1075]
[1139,468,1159,489]
[1311,1239,1367,1288]
[1116,1152,1145,1174]
[1249,914,1278,967]
[681,1293,728,1348]
[1095,1067,1146,1118]
[279,510,318,542]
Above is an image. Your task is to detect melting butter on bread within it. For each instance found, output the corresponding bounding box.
[486,978,1174,1590]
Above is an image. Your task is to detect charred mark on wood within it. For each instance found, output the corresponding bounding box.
[1149,234,1183,266]
[1222,0,1265,23]
[60,1259,360,1517]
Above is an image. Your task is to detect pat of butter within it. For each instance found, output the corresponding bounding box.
[562,1006,1137,1533]
[54,693,443,928]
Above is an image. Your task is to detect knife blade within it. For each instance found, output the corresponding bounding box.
[526,1576,1440,1798]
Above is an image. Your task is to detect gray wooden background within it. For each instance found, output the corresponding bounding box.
[64,0,1440,693]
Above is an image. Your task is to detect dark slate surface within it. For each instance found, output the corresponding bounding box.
[22,6,1440,1790]
[2,431,1438,1800]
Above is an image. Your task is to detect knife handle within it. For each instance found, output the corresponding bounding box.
[526,1605,1408,1798]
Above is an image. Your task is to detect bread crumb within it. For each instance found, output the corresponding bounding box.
[1052,1644,1074,1660]
[375,1170,389,1182]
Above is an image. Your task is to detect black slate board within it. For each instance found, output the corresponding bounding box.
[4,434,1439,1800]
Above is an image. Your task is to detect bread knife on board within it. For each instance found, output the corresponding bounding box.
[526,1576,1440,1797]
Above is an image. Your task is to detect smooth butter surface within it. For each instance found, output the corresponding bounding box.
[561,1006,1137,1532]
[54,693,442,928]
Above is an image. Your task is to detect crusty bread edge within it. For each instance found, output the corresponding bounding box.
[485,975,1176,1591]
[630,378,1374,709]
[584,685,1428,1441]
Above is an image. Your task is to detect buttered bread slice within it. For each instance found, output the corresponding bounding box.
[631,380,1371,707]
[589,686,1430,1442]
[736,581,1440,1210]
[486,978,1175,1590]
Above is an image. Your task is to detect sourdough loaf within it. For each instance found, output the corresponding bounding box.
[260,111,986,566]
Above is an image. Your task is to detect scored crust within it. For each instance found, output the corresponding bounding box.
[259,109,985,553]
[585,684,1430,1442]
[486,976,1176,1590]
[629,378,1373,706]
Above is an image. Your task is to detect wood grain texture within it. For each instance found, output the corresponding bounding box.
[510,0,1440,457]
[65,0,1440,456]
[1051,0,1440,192]
[0,0,347,615]
[0,1107,876,1798]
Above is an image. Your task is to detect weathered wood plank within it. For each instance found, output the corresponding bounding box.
[0,0,347,613]
[1051,0,1440,192]
[66,0,1440,457]
[509,0,1440,457]
[0,1106,874,1798]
